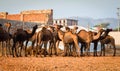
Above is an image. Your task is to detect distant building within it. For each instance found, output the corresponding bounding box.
[0,9,53,25]
[53,18,78,26]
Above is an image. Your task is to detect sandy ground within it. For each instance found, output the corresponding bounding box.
[0,56,120,71]
[0,47,120,71]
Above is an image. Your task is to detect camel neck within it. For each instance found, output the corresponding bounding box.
[100,31,110,40]
[29,28,36,38]
[93,30,103,40]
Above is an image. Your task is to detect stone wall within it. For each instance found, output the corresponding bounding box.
[0,9,53,25]
[0,19,41,34]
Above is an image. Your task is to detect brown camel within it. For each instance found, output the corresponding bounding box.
[48,25,58,56]
[77,29,104,56]
[54,25,80,56]
[63,26,80,56]
[0,22,12,56]
[12,25,38,57]
[37,26,54,57]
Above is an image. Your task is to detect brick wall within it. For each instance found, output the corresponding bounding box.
[0,9,53,25]
[7,14,21,21]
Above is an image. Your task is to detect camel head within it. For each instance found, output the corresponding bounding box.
[4,22,11,28]
[106,28,112,33]
[99,29,105,33]
[72,26,78,34]
[65,26,70,32]
[42,26,47,31]
[55,25,63,30]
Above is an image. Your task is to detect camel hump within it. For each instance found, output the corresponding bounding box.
[17,29,23,32]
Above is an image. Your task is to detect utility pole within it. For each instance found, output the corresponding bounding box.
[117,8,120,32]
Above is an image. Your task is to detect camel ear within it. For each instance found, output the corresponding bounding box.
[74,26,78,30]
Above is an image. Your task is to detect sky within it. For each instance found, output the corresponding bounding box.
[0,0,120,19]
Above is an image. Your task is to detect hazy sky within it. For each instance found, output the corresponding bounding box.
[0,0,120,19]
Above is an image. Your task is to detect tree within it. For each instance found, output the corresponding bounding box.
[94,23,110,28]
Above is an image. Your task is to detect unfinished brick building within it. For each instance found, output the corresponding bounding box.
[0,9,53,25]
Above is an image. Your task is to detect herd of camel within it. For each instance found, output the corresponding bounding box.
[0,22,116,57]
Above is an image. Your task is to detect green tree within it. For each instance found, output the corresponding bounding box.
[94,23,110,28]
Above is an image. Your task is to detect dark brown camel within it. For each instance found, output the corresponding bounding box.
[12,25,38,57]
[77,29,104,56]
[100,35,116,56]
[91,29,112,56]
[0,22,12,56]
[25,30,38,56]
[37,26,54,57]
[98,29,116,56]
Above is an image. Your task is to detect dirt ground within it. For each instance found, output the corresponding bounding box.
[0,47,120,71]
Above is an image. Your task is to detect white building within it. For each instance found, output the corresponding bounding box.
[53,18,78,26]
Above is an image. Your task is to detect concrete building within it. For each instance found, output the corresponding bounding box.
[53,19,78,26]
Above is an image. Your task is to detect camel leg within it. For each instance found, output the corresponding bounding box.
[103,44,105,56]
[2,42,4,56]
[63,43,68,56]
[19,42,23,57]
[85,43,90,56]
[100,43,103,56]
[72,44,77,57]
[68,44,72,56]
[12,43,15,57]
[94,42,98,56]
[44,42,47,57]
[5,41,8,57]
[80,44,84,56]
[25,41,28,57]
[49,41,52,56]
[8,40,11,55]
[31,41,35,56]
[73,40,80,57]
[12,43,18,57]
[55,40,60,55]
[53,41,57,56]
[112,43,116,56]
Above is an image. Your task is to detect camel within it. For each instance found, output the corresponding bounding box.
[25,32,38,56]
[100,35,116,56]
[12,25,38,57]
[47,26,58,56]
[63,26,80,56]
[92,29,112,56]
[37,26,54,57]
[54,25,80,56]
[98,29,116,56]
[77,29,104,56]
[0,22,12,56]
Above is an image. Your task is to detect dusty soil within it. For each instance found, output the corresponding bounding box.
[0,56,120,71]
[0,47,120,71]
